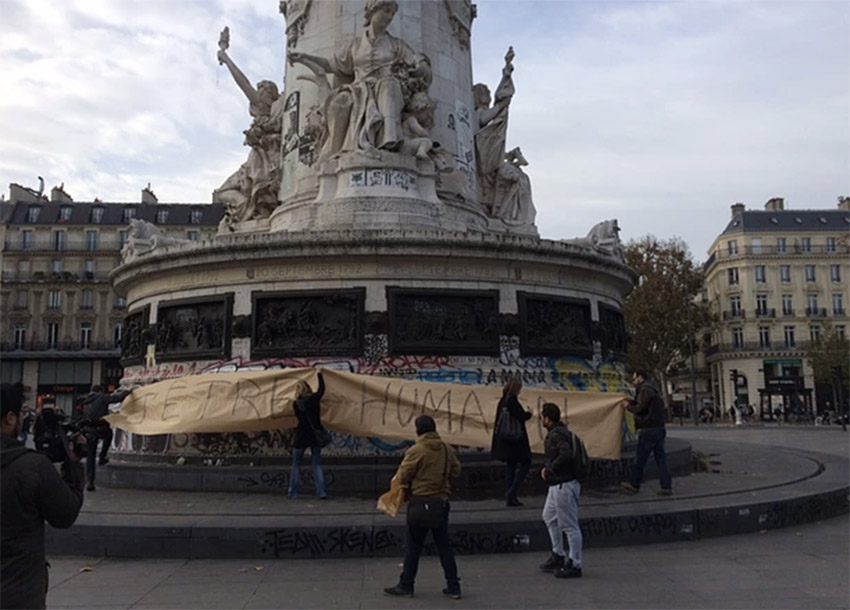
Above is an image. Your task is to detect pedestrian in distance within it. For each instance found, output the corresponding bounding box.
[491,376,533,506]
[288,371,328,499]
[1,383,85,610]
[384,414,463,600]
[538,401,586,579]
[620,369,672,496]
[76,385,132,491]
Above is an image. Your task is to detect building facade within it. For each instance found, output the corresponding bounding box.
[0,182,223,415]
[704,197,850,421]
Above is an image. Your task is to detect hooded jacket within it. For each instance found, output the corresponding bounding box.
[627,379,666,430]
[395,432,461,500]
[1,434,84,610]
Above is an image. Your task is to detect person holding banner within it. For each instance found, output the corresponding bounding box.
[288,372,328,500]
[491,377,533,506]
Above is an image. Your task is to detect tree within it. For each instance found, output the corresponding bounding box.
[805,322,850,430]
[623,236,715,403]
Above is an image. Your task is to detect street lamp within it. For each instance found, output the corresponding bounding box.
[686,296,698,426]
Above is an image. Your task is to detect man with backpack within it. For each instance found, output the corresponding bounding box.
[620,369,672,496]
[538,401,587,579]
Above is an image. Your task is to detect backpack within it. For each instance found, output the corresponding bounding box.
[569,431,589,479]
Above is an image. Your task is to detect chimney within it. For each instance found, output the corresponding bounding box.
[838,196,850,211]
[731,202,745,218]
[141,183,158,204]
[50,183,73,203]
[9,183,46,203]
[764,197,784,211]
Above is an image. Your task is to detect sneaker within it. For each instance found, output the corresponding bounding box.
[620,482,639,494]
[506,496,523,507]
[657,489,673,496]
[86,483,96,492]
[443,586,462,599]
[554,563,582,579]
[383,585,414,597]
[539,553,565,572]
[98,457,110,466]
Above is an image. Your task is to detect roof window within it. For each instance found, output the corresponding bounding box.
[770,217,778,224]
[794,217,802,224]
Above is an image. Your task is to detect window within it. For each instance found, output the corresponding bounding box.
[14,324,26,348]
[730,296,742,316]
[47,290,61,309]
[805,265,816,282]
[732,328,744,349]
[53,230,66,252]
[26,206,41,223]
[801,237,811,252]
[46,322,59,348]
[807,294,818,313]
[837,326,847,341]
[15,290,28,309]
[727,240,738,255]
[755,266,766,283]
[190,208,203,225]
[81,290,93,310]
[830,265,841,282]
[751,238,762,255]
[759,326,770,348]
[119,231,129,247]
[22,230,33,251]
[113,322,123,348]
[810,325,820,342]
[186,230,199,241]
[728,268,739,285]
[114,296,127,310]
[80,323,92,349]
[826,237,836,253]
[756,294,768,316]
[91,207,104,223]
[781,294,793,316]
[85,230,98,251]
[833,293,844,315]
[59,206,72,222]
[784,326,796,348]
[776,237,787,253]
[84,260,96,278]
[51,259,63,274]
[780,265,791,283]
[122,207,137,223]
[156,208,169,224]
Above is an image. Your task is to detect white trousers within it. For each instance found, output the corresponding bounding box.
[542,480,582,568]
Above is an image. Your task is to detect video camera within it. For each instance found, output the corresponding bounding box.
[33,408,88,463]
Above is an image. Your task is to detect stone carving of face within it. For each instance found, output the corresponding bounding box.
[473,84,491,109]
[368,1,397,30]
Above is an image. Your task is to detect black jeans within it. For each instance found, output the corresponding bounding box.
[399,503,459,590]
[85,424,113,484]
[505,460,531,498]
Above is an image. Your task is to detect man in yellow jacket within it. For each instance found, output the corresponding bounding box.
[384,415,462,600]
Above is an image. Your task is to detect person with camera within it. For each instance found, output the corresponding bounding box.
[76,385,131,492]
[384,414,462,600]
[1,383,85,610]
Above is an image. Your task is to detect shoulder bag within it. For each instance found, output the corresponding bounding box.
[495,401,525,441]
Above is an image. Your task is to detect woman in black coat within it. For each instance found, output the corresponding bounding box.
[491,377,532,506]
[288,371,328,499]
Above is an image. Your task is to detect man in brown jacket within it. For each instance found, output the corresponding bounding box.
[620,369,672,495]
[384,414,462,600]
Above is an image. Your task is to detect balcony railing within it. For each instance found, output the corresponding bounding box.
[834,308,847,317]
[722,310,745,321]
[713,244,850,259]
[1,270,113,282]
[755,308,776,319]
[781,308,795,317]
[705,341,809,356]
[3,239,126,253]
[806,307,828,318]
[0,341,120,353]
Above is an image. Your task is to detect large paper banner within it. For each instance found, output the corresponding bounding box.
[106,368,626,459]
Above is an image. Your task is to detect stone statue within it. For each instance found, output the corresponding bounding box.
[287,0,432,161]
[121,219,190,263]
[474,47,515,214]
[493,147,535,225]
[215,28,284,230]
[565,219,625,261]
[399,92,450,170]
[279,0,312,48]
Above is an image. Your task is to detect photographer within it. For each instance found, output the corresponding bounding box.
[1,383,85,610]
[76,385,130,491]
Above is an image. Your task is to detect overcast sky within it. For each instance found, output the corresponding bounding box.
[1,0,848,261]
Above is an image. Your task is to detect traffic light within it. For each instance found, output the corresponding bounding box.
[729,369,739,385]
[830,364,842,379]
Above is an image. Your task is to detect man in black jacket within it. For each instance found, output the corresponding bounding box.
[620,369,672,495]
[76,385,131,491]
[1,383,85,609]
[538,402,584,579]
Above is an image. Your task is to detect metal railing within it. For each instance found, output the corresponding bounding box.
[714,244,849,259]
[755,308,776,319]
[706,341,809,355]
[723,310,746,321]
[805,307,828,318]
[1,270,114,282]
[0,341,120,353]
[4,239,124,253]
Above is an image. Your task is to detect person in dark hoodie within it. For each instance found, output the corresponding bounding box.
[76,385,132,491]
[620,369,672,496]
[1,383,85,610]
[287,371,328,499]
